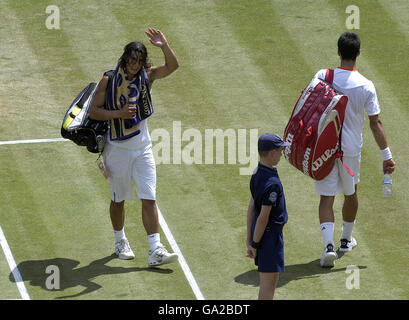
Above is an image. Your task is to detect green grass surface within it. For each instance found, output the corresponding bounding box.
[0,0,408,300]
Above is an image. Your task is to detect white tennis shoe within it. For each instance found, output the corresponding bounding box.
[339,237,357,252]
[320,243,338,268]
[148,245,178,266]
[115,239,135,260]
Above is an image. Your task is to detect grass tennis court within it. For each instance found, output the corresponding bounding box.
[1,0,408,300]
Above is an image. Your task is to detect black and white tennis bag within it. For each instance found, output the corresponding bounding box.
[61,82,108,153]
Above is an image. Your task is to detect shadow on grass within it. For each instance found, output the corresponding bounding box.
[9,254,173,299]
[235,259,367,288]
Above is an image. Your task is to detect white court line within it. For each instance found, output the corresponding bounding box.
[0,138,68,145]
[157,205,205,300]
[0,226,30,300]
[1,137,205,300]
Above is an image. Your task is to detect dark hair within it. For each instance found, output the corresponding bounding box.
[338,32,361,61]
[258,149,272,157]
[118,41,151,70]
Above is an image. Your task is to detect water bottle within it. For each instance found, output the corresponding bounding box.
[382,170,392,197]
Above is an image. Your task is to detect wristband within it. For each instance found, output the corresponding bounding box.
[381,147,392,161]
[251,240,261,249]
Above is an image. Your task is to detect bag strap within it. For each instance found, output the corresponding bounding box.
[335,153,355,177]
[335,126,355,177]
[325,68,334,84]
[324,68,354,177]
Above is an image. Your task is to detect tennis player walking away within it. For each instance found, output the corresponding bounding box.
[246,133,290,300]
[313,32,396,267]
[89,28,179,266]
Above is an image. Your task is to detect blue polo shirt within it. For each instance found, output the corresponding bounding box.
[250,163,288,226]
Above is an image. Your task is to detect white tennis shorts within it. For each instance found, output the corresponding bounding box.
[103,143,156,202]
[314,155,361,196]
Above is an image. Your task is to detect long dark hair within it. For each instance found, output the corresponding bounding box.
[118,41,151,70]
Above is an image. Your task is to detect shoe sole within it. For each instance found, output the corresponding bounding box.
[118,255,135,260]
[339,247,353,252]
[116,251,135,260]
[148,254,179,266]
[320,252,337,268]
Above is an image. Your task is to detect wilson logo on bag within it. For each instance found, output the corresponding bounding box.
[283,69,353,180]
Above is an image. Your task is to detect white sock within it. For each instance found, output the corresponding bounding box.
[148,233,162,251]
[341,220,355,241]
[320,222,334,249]
[114,228,126,243]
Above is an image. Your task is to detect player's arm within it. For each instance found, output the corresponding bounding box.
[89,76,136,121]
[246,197,256,258]
[368,114,395,174]
[145,28,179,88]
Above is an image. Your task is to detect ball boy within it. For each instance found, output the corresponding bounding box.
[246,133,290,300]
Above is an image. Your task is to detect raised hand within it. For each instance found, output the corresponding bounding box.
[145,28,168,48]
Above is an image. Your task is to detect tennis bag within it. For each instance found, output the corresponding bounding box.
[61,82,108,153]
[283,69,351,180]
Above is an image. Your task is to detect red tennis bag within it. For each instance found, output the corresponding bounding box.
[283,69,352,180]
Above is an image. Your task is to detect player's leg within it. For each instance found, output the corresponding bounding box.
[103,145,135,259]
[319,195,336,249]
[339,155,360,251]
[109,200,135,259]
[141,198,162,253]
[319,195,335,224]
[132,147,161,246]
[110,200,125,231]
[141,199,159,235]
[140,199,177,266]
[318,195,337,267]
[339,190,358,251]
[342,185,358,223]
[133,147,178,266]
[315,161,341,267]
[258,272,279,300]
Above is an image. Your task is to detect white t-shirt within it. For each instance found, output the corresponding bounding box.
[107,86,153,150]
[107,118,151,150]
[314,68,380,156]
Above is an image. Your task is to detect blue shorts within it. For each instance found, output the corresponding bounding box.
[251,222,285,273]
